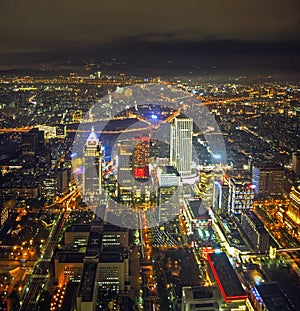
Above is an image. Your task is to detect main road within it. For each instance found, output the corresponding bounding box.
[19,211,68,311]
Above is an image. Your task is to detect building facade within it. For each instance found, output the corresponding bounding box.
[285,186,300,239]
[170,117,193,178]
[292,152,300,175]
[212,180,229,212]
[228,178,254,215]
[116,139,134,203]
[82,127,103,204]
[252,163,285,197]
[241,211,269,253]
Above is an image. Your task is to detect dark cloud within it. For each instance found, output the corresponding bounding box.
[0,0,299,54]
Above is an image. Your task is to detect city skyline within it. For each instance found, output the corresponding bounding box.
[0,78,299,310]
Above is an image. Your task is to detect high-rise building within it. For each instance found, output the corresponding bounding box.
[199,170,214,206]
[55,164,69,195]
[292,152,300,175]
[116,139,134,202]
[133,136,150,180]
[241,211,269,253]
[82,127,103,203]
[54,252,85,286]
[228,178,254,215]
[212,180,229,212]
[156,166,181,223]
[157,186,180,224]
[170,117,193,177]
[42,174,57,203]
[252,163,285,197]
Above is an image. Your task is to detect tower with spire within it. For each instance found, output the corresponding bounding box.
[82,127,103,203]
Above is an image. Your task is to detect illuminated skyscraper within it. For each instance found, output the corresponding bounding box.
[82,127,103,202]
[133,135,150,180]
[116,139,134,202]
[170,117,193,177]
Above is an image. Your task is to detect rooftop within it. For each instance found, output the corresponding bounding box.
[103,223,128,232]
[66,224,91,233]
[189,199,210,219]
[208,252,247,302]
[56,251,85,263]
[253,162,284,170]
[99,248,128,263]
[183,286,214,300]
[160,166,180,176]
[244,211,264,229]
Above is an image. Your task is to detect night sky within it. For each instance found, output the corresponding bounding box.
[0,0,299,72]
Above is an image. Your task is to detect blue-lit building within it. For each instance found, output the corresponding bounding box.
[212,180,229,212]
[250,282,295,311]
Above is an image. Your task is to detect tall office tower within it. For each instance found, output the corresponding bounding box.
[228,178,254,215]
[156,166,181,223]
[252,163,285,197]
[116,139,134,202]
[133,135,150,180]
[292,152,300,175]
[170,116,193,177]
[82,127,103,203]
